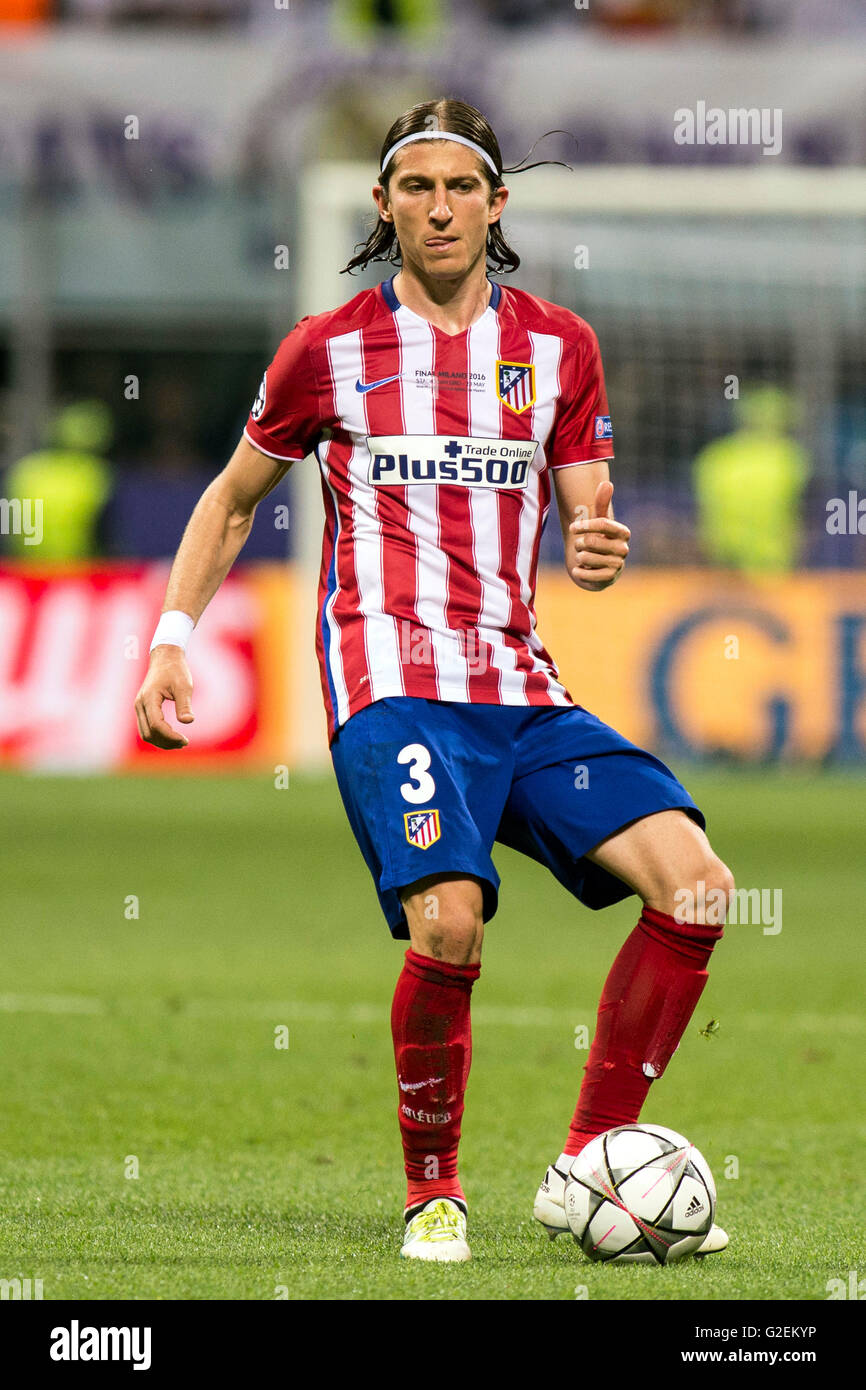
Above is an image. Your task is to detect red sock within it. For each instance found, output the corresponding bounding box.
[564,906,723,1156]
[391,948,480,1216]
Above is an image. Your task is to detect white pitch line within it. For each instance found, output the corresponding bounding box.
[185,1000,567,1028]
[0,993,105,1015]
[0,995,553,1026]
[0,994,863,1033]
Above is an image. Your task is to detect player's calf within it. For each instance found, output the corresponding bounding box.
[391,928,481,1227]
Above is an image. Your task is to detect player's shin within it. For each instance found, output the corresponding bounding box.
[391,948,480,1216]
[563,906,723,1158]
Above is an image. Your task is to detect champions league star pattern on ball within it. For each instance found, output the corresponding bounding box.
[244,274,613,741]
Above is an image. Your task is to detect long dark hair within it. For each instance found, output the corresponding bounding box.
[341,97,573,276]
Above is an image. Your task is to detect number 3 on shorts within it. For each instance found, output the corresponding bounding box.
[397,743,436,804]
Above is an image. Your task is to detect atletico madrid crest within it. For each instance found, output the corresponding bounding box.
[404,809,441,849]
[496,360,536,414]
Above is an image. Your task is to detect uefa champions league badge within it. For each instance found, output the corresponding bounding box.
[496,361,536,414]
[404,809,441,849]
[251,372,267,421]
[593,414,613,440]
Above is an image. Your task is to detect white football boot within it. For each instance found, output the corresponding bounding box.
[533,1159,729,1255]
[400,1198,471,1262]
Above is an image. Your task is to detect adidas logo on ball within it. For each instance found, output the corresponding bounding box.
[564,1124,717,1264]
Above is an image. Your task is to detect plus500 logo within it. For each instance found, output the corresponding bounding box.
[367,435,537,489]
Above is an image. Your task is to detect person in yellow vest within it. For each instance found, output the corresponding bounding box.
[694,386,811,574]
[334,0,442,42]
[2,400,114,561]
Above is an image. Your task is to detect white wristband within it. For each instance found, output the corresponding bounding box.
[150,610,195,653]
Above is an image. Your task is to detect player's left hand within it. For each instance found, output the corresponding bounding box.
[568,480,630,591]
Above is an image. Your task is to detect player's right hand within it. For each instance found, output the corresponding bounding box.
[134,648,195,750]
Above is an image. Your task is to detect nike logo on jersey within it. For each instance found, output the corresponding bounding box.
[398,1076,446,1092]
[355,373,402,394]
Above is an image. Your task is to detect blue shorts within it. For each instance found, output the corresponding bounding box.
[329,697,704,940]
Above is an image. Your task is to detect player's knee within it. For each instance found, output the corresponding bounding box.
[415,899,484,963]
[696,850,734,903]
[711,857,736,903]
[674,852,735,927]
[417,918,484,965]
[403,879,485,964]
[648,842,734,925]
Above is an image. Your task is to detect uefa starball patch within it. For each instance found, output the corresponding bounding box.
[593,414,613,440]
[404,809,441,849]
[251,372,267,421]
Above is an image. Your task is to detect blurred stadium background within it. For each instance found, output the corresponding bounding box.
[2,0,866,1308]
[1,0,865,772]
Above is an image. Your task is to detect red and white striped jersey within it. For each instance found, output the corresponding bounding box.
[244,275,614,743]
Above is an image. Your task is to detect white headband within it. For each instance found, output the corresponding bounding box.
[380,130,501,179]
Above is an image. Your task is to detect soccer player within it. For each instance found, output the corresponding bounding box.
[135,98,734,1264]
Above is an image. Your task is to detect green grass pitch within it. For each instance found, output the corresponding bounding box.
[0,766,863,1301]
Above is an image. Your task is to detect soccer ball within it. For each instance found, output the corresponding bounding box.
[564,1123,716,1265]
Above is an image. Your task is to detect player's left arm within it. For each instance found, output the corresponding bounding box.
[552,460,630,592]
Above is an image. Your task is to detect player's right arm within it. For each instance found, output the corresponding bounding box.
[134,435,294,750]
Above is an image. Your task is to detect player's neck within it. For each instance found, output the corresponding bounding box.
[390,266,492,337]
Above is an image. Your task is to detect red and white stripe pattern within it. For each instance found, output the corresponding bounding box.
[244,277,613,742]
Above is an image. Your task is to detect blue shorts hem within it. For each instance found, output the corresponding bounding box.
[378,865,500,941]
